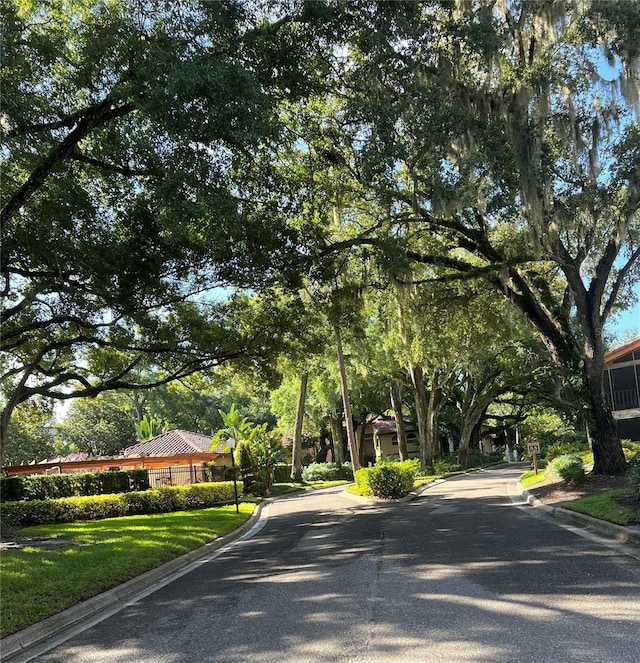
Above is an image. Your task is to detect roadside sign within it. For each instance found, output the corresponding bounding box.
[527,442,540,455]
[527,440,540,474]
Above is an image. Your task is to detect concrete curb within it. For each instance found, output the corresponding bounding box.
[0,501,267,661]
[516,482,640,547]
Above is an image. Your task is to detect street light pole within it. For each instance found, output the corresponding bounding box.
[227,438,239,513]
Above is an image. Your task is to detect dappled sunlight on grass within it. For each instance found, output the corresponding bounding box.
[0,504,255,637]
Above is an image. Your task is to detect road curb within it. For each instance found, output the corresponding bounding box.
[0,501,267,661]
[517,483,640,547]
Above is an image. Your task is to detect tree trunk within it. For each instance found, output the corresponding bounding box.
[457,420,475,469]
[425,371,444,461]
[317,431,331,462]
[410,364,430,467]
[335,326,360,473]
[355,423,365,466]
[329,415,344,467]
[390,380,408,461]
[583,355,627,474]
[291,372,308,482]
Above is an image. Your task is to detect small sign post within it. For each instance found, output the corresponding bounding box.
[527,440,541,474]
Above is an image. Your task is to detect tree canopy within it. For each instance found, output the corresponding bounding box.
[0,0,321,461]
[2,1,638,473]
[282,0,640,473]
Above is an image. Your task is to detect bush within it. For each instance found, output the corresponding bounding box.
[353,468,374,496]
[0,476,23,502]
[0,469,151,502]
[273,464,292,483]
[621,442,640,464]
[433,455,463,474]
[547,454,585,483]
[1,494,127,526]
[0,481,242,526]
[627,452,640,468]
[246,480,267,497]
[369,464,416,499]
[544,441,589,461]
[628,466,640,502]
[301,462,353,482]
[354,460,417,499]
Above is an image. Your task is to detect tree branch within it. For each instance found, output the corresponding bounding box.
[1,99,136,233]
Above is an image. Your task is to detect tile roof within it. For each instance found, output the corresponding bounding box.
[123,430,227,457]
[604,337,640,364]
[371,417,415,435]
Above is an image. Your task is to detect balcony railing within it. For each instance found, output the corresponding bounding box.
[607,388,640,411]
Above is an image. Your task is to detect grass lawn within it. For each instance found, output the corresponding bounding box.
[269,480,349,496]
[0,503,254,637]
[561,489,640,526]
[520,469,547,487]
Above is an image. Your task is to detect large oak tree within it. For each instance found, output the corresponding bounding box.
[300,0,640,474]
[0,0,325,463]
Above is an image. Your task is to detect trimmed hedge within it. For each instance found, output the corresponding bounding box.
[0,469,150,502]
[0,481,243,527]
[301,462,353,482]
[355,460,418,499]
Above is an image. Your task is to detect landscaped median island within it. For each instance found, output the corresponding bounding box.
[348,452,506,499]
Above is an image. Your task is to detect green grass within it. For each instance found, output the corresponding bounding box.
[414,475,440,488]
[561,489,639,526]
[520,468,548,487]
[0,503,254,637]
[269,480,348,496]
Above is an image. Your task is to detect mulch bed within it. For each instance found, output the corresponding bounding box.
[526,471,640,524]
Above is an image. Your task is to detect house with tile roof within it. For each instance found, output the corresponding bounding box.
[3,430,233,485]
[123,429,227,458]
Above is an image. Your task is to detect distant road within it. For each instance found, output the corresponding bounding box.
[27,466,640,663]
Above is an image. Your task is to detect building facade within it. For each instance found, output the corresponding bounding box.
[603,338,640,441]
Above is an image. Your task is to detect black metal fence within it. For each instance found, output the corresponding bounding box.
[146,465,227,488]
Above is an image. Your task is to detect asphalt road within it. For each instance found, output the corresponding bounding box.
[19,466,640,663]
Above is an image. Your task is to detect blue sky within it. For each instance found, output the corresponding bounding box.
[606,282,639,344]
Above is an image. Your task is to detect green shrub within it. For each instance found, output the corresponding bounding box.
[0,469,151,502]
[0,481,242,526]
[127,468,150,491]
[246,480,267,497]
[0,476,23,502]
[547,454,585,483]
[99,471,131,494]
[628,466,640,502]
[371,463,416,499]
[301,462,353,482]
[235,440,255,475]
[1,494,127,526]
[354,460,417,499]
[433,455,463,474]
[544,441,589,461]
[273,464,292,483]
[354,468,374,496]
[626,452,640,468]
